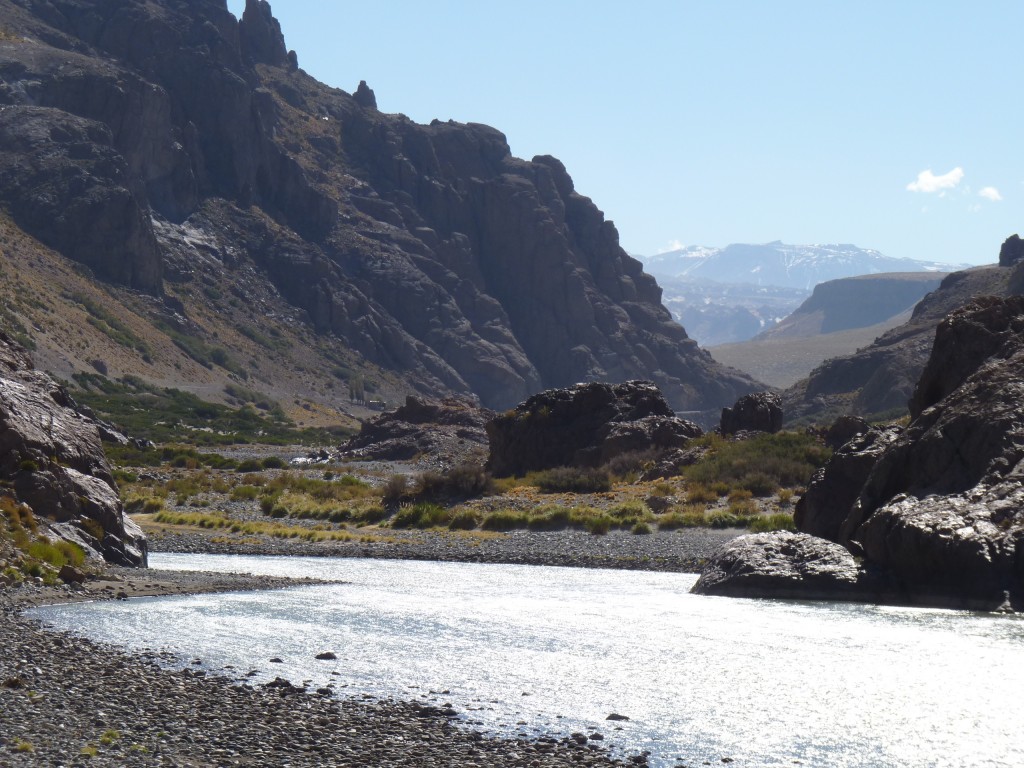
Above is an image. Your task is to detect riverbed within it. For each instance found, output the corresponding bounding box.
[30,553,1024,767]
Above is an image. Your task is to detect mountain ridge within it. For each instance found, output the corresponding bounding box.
[0,0,761,415]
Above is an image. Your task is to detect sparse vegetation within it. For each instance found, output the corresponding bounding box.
[532,466,611,494]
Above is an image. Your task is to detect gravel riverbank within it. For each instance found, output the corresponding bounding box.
[2,525,741,767]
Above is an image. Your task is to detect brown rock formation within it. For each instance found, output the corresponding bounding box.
[486,381,703,477]
[719,392,782,435]
[0,332,145,566]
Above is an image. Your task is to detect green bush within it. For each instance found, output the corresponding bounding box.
[481,509,530,531]
[631,521,652,535]
[527,505,572,531]
[447,509,481,530]
[391,502,448,529]
[740,472,778,497]
[583,514,613,535]
[684,432,831,491]
[533,466,611,494]
[658,506,707,530]
[749,512,797,532]
[261,456,286,470]
[237,459,263,473]
[230,485,261,501]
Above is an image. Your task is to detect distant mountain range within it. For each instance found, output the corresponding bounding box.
[637,241,968,345]
[641,242,966,291]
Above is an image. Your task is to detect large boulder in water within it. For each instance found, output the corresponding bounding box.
[0,332,146,566]
[486,381,702,477]
[691,532,879,601]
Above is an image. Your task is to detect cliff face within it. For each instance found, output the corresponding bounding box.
[0,0,758,411]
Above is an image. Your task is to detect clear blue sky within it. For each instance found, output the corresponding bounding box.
[228,1,1022,266]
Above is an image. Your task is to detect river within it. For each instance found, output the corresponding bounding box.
[29,553,1024,767]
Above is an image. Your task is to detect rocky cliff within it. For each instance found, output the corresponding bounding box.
[0,331,145,567]
[0,0,758,413]
[696,296,1024,611]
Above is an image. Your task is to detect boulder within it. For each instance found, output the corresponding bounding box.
[823,415,869,450]
[339,396,492,466]
[0,332,146,566]
[720,392,782,435]
[485,381,702,477]
[353,80,377,109]
[691,532,878,601]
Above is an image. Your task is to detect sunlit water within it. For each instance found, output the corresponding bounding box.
[29,553,1024,767]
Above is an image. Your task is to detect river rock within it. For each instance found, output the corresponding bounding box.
[691,532,877,600]
[486,381,702,477]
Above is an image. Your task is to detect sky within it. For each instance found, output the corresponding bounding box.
[226,1,1022,266]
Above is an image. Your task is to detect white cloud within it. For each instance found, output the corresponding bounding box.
[906,167,964,193]
[666,239,685,251]
[979,186,1003,202]
[968,203,982,214]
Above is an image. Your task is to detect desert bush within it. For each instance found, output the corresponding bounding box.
[748,512,797,532]
[684,432,830,490]
[391,502,448,529]
[237,459,262,473]
[481,509,530,531]
[261,456,286,470]
[686,484,717,504]
[602,449,661,480]
[527,505,573,531]
[229,485,261,501]
[583,514,613,535]
[740,472,778,497]
[447,509,481,530]
[533,466,611,494]
[777,488,795,507]
[381,474,409,507]
[632,521,653,535]
[658,505,707,530]
[727,488,753,503]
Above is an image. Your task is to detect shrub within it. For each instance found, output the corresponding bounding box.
[583,514,613,535]
[727,488,753,503]
[687,484,717,504]
[18,459,38,473]
[381,474,409,507]
[740,472,778,497]
[237,459,263,473]
[261,456,286,470]
[351,505,388,524]
[684,432,831,491]
[777,488,795,507]
[533,466,611,494]
[658,506,707,530]
[527,505,572,531]
[602,449,660,480]
[631,521,652,535]
[391,502,448,529]
[749,512,797,533]
[481,509,530,531]
[229,485,261,501]
[447,509,481,530]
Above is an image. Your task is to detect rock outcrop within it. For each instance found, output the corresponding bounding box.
[0,332,146,566]
[486,381,703,477]
[339,396,491,466]
[719,392,782,435]
[698,296,1024,611]
[0,0,761,412]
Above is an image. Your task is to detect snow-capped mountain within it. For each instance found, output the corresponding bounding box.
[641,241,965,291]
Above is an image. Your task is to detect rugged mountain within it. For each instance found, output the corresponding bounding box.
[643,242,961,290]
[783,255,1021,424]
[0,0,759,415]
[697,295,1024,611]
